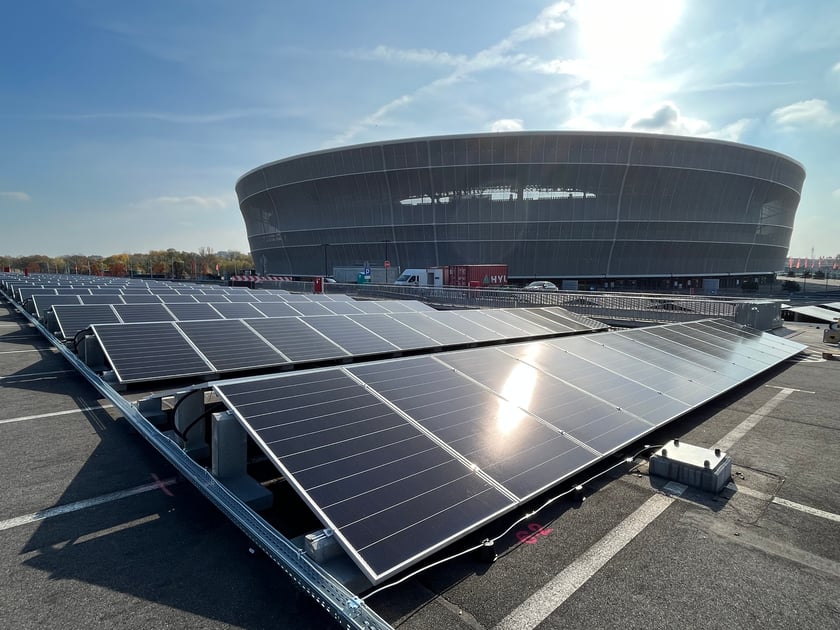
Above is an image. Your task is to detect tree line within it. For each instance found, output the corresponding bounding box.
[1,247,254,279]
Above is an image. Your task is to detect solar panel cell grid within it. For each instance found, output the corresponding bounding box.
[93,322,213,383]
[214,372,513,580]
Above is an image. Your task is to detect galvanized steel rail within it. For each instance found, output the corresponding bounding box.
[0,288,393,630]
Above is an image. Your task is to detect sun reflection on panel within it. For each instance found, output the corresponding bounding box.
[495,346,541,435]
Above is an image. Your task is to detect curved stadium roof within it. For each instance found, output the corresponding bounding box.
[236,131,805,280]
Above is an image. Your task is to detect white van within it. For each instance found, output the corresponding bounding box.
[394,268,443,287]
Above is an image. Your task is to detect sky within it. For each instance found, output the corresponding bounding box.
[1,0,839,259]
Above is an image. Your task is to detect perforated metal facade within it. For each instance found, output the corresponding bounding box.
[236,131,805,280]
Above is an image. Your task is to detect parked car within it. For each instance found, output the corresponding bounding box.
[523,280,558,292]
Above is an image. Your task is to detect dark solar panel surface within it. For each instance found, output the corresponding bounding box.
[31,295,82,317]
[349,357,598,500]
[120,294,161,304]
[436,347,652,455]
[54,304,120,339]
[114,303,176,323]
[79,295,125,305]
[211,302,265,319]
[303,316,398,355]
[251,302,302,318]
[177,319,288,372]
[348,314,437,350]
[165,302,225,321]
[286,301,333,316]
[214,371,513,582]
[440,311,504,341]
[93,322,213,383]
[246,318,348,362]
[389,312,476,345]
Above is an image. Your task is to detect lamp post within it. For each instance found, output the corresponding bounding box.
[322,243,330,277]
[382,239,390,282]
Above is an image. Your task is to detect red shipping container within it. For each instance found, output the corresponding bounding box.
[444,264,508,287]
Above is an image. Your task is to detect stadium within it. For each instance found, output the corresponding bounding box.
[236,131,805,287]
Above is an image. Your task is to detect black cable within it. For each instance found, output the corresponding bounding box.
[361,443,663,601]
[174,403,225,442]
[71,326,92,353]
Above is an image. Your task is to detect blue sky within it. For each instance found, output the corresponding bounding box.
[1,0,838,258]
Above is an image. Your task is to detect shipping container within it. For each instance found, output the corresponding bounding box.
[443,264,508,287]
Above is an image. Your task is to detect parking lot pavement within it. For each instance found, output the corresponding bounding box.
[2,294,838,629]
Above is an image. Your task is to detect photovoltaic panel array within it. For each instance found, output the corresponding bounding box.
[48,300,444,339]
[89,307,604,383]
[212,319,804,584]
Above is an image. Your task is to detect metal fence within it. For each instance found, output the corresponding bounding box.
[308,283,783,330]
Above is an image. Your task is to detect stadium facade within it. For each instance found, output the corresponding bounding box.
[236,131,805,285]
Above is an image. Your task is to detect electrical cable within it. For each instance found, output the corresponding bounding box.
[361,443,663,601]
[174,403,225,442]
[71,326,92,353]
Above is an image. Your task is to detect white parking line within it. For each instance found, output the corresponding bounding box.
[716,388,794,451]
[0,478,178,532]
[0,404,115,425]
[731,484,840,524]
[0,369,76,381]
[0,348,57,354]
[495,485,685,630]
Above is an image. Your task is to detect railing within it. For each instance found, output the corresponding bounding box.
[313,284,784,330]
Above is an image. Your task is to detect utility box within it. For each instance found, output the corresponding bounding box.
[823,329,840,344]
[649,439,732,493]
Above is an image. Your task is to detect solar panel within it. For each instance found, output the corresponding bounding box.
[79,295,125,305]
[349,301,391,314]
[192,294,230,303]
[210,302,265,319]
[177,319,289,372]
[251,302,302,318]
[113,303,176,323]
[165,302,224,321]
[303,316,399,356]
[515,308,576,333]
[348,314,438,350]
[484,309,554,335]
[286,301,333,316]
[206,319,804,583]
[53,304,120,339]
[316,301,364,315]
[435,347,652,455]
[246,318,349,362]
[389,312,477,345]
[120,293,162,304]
[31,295,82,317]
[92,322,214,383]
[349,357,599,500]
[159,294,199,304]
[456,310,534,338]
[501,341,692,426]
[213,371,514,583]
[438,311,505,341]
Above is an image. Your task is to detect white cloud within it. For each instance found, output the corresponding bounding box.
[771,99,839,127]
[625,102,750,141]
[832,188,840,199]
[332,3,572,145]
[832,61,840,73]
[490,119,524,132]
[134,195,232,209]
[0,191,31,202]
[350,46,467,67]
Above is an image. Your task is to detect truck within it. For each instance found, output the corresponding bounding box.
[394,264,508,288]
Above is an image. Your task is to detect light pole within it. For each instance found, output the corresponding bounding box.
[322,243,330,277]
[382,239,390,282]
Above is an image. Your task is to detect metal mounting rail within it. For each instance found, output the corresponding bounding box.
[1,290,392,630]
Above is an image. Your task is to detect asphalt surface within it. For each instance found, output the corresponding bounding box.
[1,295,838,629]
